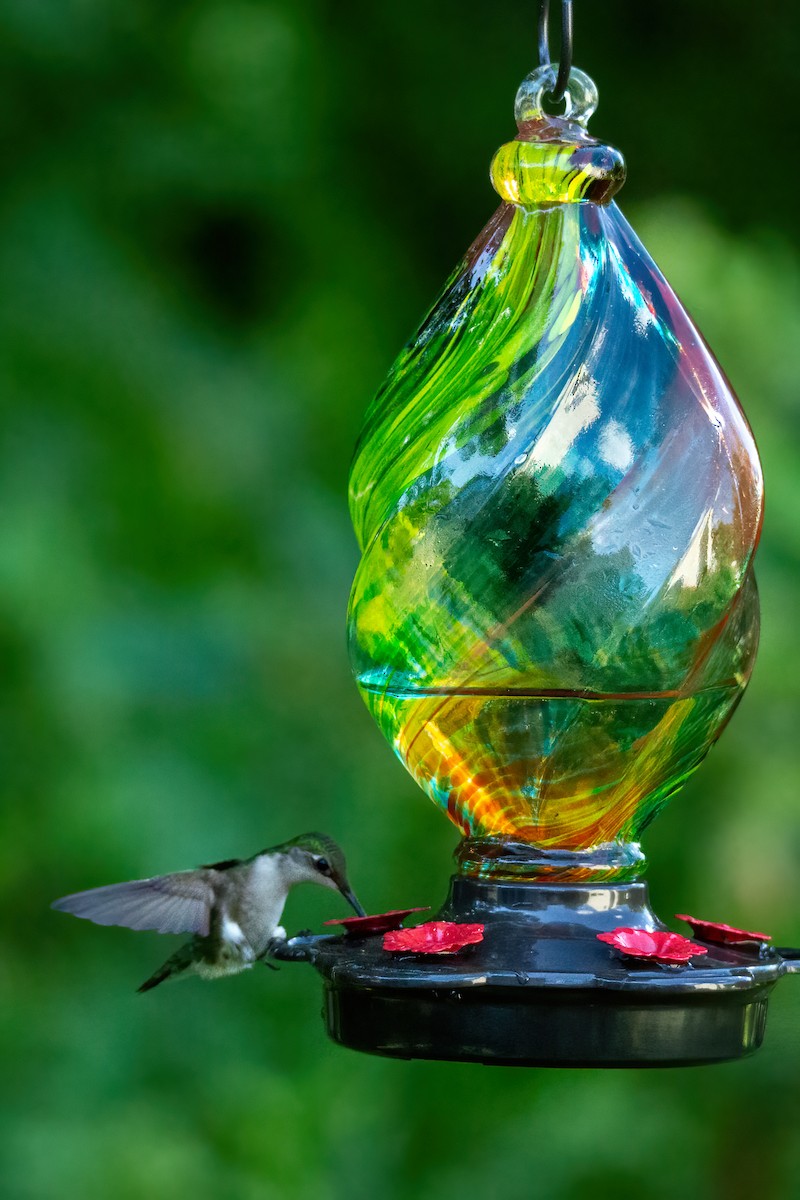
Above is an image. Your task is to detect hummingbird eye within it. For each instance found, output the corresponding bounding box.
[315,857,331,875]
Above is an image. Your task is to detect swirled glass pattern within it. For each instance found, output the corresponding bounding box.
[347,68,762,876]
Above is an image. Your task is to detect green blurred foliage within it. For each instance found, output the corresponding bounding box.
[1,2,799,1198]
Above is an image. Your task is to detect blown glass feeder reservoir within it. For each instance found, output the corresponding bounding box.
[277,65,800,1065]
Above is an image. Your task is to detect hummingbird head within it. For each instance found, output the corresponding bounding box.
[274,832,366,916]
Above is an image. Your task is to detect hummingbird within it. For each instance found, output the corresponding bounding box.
[51,832,365,992]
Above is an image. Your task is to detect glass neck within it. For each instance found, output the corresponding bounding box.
[455,836,646,884]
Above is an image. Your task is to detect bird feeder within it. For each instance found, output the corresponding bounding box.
[274,59,800,1066]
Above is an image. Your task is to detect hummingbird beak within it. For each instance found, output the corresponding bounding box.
[340,883,366,917]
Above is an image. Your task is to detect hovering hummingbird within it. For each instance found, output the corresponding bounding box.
[52,832,364,992]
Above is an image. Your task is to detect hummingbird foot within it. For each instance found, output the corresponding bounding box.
[258,933,291,969]
[264,931,327,964]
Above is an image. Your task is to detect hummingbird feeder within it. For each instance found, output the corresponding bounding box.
[274,2,800,1065]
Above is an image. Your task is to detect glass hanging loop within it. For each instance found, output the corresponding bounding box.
[514,63,598,127]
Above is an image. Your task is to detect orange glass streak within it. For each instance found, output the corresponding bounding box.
[397,709,520,838]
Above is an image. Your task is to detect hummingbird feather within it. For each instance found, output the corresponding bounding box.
[51,872,216,936]
[137,941,199,992]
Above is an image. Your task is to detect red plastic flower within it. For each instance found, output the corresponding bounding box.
[324,907,430,935]
[382,920,485,955]
[675,914,771,946]
[597,927,707,964]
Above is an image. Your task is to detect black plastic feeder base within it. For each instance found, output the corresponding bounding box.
[274,875,799,1068]
[323,979,773,1068]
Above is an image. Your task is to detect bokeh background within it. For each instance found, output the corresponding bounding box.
[1,2,799,1197]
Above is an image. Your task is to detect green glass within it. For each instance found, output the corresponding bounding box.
[347,67,763,880]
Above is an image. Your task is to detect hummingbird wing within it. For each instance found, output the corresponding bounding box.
[51,871,217,936]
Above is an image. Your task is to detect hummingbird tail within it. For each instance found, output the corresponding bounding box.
[137,944,195,993]
[137,964,174,993]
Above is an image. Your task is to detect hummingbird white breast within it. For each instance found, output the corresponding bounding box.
[232,854,289,956]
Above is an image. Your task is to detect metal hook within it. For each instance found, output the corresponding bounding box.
[537,0,573,104]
